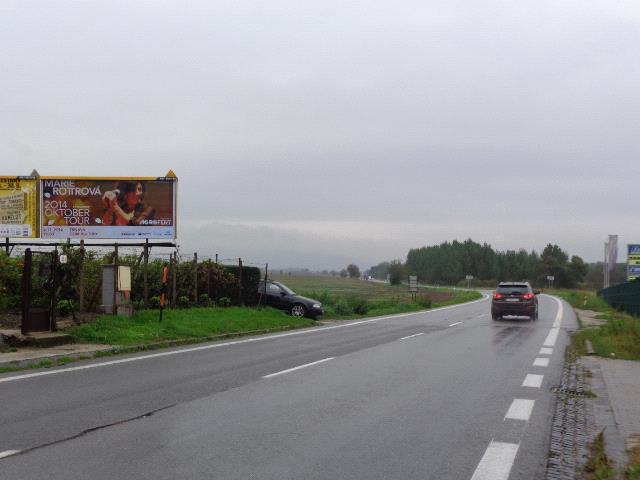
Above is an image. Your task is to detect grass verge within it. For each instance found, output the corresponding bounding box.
[584,431,615,479]
[554,290,640,361]
[68,307,315,346]
[626,440,640,480]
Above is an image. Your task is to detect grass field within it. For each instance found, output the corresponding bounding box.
[553,289,640,361]
[272,275,482,319]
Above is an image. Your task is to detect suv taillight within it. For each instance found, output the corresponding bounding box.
[522,293,534,300]
[493,293,503,300]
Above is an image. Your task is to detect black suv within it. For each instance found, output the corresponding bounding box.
[491,282,539,320]
[258,281,324,319]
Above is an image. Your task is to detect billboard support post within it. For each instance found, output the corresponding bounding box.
[113,244,119,315]
[51,246,58,331]
[79,239,85,312]
[5,238,8,255]
[143,239,149,308]
[171,252,177,309]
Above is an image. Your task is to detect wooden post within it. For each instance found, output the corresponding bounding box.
[171,251,178,308]
[207,259,212,298]
[78,239,85,312]
[238,257,243,306]
[113,244,119,315]
[51,246,58,331]
[193,252,198,304]
[21,248,32,335]
[143,239,149,308]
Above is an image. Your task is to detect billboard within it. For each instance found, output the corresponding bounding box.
[0,176,38,238]
[40,177,176,239]
[628,245,640,281]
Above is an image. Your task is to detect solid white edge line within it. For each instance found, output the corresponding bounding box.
[400,333,425,340]
[0,450,20,459]
[539,347,553,355]
[263,357,335,379]
[533,357,550,367]
[522,374,544,388]
[0,294,491,384]
[448,322,462,327]
[504,399,535,421]
[470,441,520,480]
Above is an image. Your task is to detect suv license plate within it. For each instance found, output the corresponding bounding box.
[506,298,519,302]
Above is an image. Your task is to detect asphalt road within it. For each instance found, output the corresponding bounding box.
[0,293,576,479]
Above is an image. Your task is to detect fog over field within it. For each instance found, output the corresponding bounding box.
[2,1,639,268]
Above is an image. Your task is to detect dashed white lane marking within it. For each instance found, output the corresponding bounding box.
[470,441,520,480]
[449,322,462,327]
[262,357,335,379]
[543,328,560,347]
[533,357,550,367]
[504,399,535,421]
[0,450,20,459]
[522,374,544,388]
[0,295,491,385]
[539,347,553,355]
[400,333,424,340]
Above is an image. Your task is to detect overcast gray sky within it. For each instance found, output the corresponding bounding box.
[2,0,639,269]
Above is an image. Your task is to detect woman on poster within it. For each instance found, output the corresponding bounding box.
[101,181,156,226]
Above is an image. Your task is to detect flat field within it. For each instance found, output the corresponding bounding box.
[271,275,482,319]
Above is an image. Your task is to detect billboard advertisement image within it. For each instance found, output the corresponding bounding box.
[628,245,640,281]
[0,176,38,238]
[41,177,176,239]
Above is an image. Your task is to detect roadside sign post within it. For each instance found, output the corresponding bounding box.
[409,275,418,301]
[465,275,474,289]
[546,275,555,289]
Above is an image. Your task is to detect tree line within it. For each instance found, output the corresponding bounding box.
[368,239,589,288]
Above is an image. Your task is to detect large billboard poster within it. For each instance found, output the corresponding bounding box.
[0,176,38,238]
[40,177,176,239]
[628,245,640,281]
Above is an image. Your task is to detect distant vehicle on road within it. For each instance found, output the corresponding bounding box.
[258,281,324,319]
[491,282,539,320]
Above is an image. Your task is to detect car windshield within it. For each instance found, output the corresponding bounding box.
[497,285,529,294]
[276,283,296,295]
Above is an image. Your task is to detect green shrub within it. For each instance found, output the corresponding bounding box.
[56,299,72,317]
[416,295,432,308]
[199,293,212,307]
[149,296,161,309]
[218,297,231,308]
[177,296,190,308]
[132,299,145,311]
[347,296,369,314]
[334,299,353,315]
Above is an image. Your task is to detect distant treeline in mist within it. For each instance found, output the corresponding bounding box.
[369,239,607,289]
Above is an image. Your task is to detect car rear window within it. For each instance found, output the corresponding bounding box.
[496,284,530,294]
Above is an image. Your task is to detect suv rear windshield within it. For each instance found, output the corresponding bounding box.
[496,284,530,294]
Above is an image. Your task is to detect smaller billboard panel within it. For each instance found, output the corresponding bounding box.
[40,178,176,239]
[0,176,38,238]
[628,245,640,281]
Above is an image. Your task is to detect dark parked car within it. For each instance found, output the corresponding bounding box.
[258,281,324,319]
[491,282,539,320]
